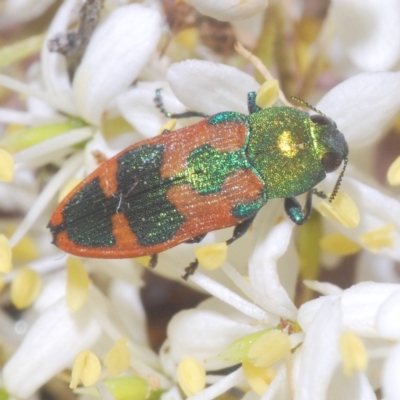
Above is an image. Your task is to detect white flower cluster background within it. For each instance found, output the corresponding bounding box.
[0,0,400,400]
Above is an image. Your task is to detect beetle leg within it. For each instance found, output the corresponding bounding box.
[226,215,257,245]
[312,188,328,199]
[185,233,207,244]
[247,92,262,114]
[183,259,199,280]
[148,254,158,268]
[182,216,256,280]
[155,89,209,119]
[284,189,312,225]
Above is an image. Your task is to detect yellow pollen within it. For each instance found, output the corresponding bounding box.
[0,234,12,273]
[359,224,394,252]
[177,357,206,397]
[0,149,14,182]
[256,80,280,109]
[195,242,227,270]
[248,330,291,368]
[59,179,81,203]
[242,361,276,396]
[158,119,177,135]
[70,350,101,388]
[0,275,5,293]
[220,330,268,363]
[66,257,90,313]
[316,191,360,228]
[11,232,38,263]
[339,331,368,376]
[11,267,41,309]
[135,255,152,267]
[387,155,400,185]
[176,27,199,50]
[104,338,131,377]
[277,131,299,158]
[319,233,361,256]
[103,376,149,400]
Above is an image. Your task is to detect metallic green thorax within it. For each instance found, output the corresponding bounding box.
[247,107,331,198]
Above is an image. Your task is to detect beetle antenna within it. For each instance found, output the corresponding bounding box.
[329,158,348,202]
[291,96,327,117]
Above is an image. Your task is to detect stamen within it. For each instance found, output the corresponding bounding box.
[104,338,130,377]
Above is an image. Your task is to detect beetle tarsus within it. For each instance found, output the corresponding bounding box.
[185,234,207,244]
[312,188,327,199]
[149,254,158,268]
[226,215,256,245]
[183,259,199,280]
[155,88,209,119]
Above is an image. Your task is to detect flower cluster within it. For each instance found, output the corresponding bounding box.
[0,1,400,400]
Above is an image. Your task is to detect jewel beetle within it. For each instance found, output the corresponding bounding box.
[49,90,348,277]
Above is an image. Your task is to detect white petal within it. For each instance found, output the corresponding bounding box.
[40,0,76,113]
[167,60,259,114]
[295,298,342,400]
[186,0,268,22]
[299,282,400,337]
[3,299,102,398]
[118,81,186,139]
[73,4,162,125]
[355,251,400,284]
[317,72,400,147]
[248,219,298,320]
[0,0,56,24]
[166,308,262,371]
[376,289,400,340]
[331,0,400,71]
[382,343,400,400]
[108,279,148,345]
[304,280,343,296]
[316,175,400,261]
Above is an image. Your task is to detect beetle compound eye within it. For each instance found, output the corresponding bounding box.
[310,114,334,127]
[321,152,343,173]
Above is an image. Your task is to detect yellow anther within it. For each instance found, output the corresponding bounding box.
[195,242,227,270]
[59,179,81,203]
[135,255,152,267]
[359,224,394,252]
[70,350,101,388]
[242,361,276,396]
[0,149,14,182]
[248,330,291,368]
[220,330,268,363]
[256,80,280,109]
[66,257,90,313]
[177,357,206,397]
[339,331,368,377]
[316,191,360,228]
[104,338,131,377]
[11,267,41,309]
[104,376,149,400]
[319,233,361,256]
[12,233,39,263]
[158,119,177,135]
[0,234,12,273]
[0,275,5,293]
[387,155,400,186]
[176,28,199,50]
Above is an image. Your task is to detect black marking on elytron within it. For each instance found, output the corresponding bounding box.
[231,197,265,219]
[115,144,184,247]
[61,178,117,247]
[207,111,248,126]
